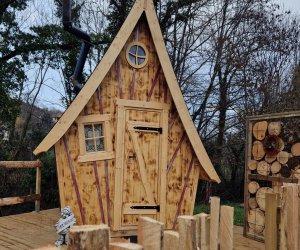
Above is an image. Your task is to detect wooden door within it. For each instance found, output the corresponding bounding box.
[113,100,168,231]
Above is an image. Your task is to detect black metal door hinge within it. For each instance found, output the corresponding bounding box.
[133,126,162,134]
[130,205,160,212]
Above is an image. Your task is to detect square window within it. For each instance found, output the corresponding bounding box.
[76,114,114,162]
[83,123,105,152]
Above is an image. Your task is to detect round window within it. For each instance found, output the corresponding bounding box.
[126,42,148,69]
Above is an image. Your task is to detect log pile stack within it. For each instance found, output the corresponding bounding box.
[245,113,300,241]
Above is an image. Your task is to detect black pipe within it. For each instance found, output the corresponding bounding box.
[62,0,91,93]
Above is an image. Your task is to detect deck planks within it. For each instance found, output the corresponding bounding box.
[0,209,58,250]
[0,209,264,250]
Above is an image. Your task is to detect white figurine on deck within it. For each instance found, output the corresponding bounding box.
[55,206,76,246]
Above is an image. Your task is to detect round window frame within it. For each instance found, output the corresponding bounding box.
[126,41,148,69]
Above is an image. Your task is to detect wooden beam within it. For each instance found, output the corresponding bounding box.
[0,160,42,169]
[280,185,299,250]
[110,243,143,250]
[35,166,42,212]
[137,217,164,250]
[113,105,126,230]
[163,231,179,250]
[248,173,298,184]
[246,111,300,121]
[194,213,210,250]
[0,194,40,207]
[210,197,220,250]
[178,216,197,250]
[265,193,278,250]
[159,109,169,224]
[220,206,233,250]
[67,225,109,250]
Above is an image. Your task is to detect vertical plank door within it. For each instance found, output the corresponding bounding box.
[114,101,168,230]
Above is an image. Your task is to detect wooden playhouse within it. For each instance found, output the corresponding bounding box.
[34,0,220,236]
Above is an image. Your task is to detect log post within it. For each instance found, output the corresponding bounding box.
[194,213,210,250]
[178,216,197,250]
[0,160,42,168]
[280,185,298,250]
[265,193,278,250]
[210,197,220,250]
[163,231,179,250]
[219,206,233,250]
[67,225,109,250]
[137,217,164,250]
[35,161,42,212]
[110,243,143,250]
[298,184,300,250]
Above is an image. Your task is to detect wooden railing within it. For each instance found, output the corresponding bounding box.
[265,183,300,250]
[0,160,42,212]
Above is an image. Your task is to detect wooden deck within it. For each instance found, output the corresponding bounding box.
[0,209,264,250]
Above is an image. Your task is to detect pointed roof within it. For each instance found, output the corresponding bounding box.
[34,0,220,183]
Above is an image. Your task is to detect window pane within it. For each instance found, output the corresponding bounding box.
[129,45,137,54]
[138,58,145,65]
[96,138,105,151]
[85,139,95,152]
[94,124,103,137]
[84,125,93,138]
[129,54,136,64]
[137,46,145,56]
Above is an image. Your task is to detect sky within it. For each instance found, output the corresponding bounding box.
[279,0,300,14]
[34,0,300,112]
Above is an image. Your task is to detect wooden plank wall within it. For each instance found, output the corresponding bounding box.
[54,16,201,230]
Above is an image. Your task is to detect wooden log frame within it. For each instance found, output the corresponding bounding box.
[0,160,42,211]
[244,112,300,241]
